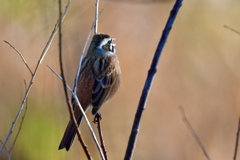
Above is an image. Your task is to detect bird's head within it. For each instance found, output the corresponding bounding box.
[89,33,116,55]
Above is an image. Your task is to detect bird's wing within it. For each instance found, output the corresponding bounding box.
[71,57,88,108]
[91,56,118,114]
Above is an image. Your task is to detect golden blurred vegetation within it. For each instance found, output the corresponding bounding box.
[0,0,240,159]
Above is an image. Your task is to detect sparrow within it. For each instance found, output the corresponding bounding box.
[58,33,121,151]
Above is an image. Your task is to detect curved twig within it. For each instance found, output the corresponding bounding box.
[4,41,33,75]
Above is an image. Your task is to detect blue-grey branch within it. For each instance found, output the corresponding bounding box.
[124,0,183,159]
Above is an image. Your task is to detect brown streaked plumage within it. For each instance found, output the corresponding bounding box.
[58,33,121,151]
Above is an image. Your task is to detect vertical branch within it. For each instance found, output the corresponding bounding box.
[73,9,103,94]
[94,0,99,34]
[233,117,240,160]
[124,0,183,159]
[58,0,91,159]
[94,115,108,160]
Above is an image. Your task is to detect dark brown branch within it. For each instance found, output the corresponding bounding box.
[124,0,183,159]
[94,114,108,160]
[58,0,91,159]
[179,106,211,160]
[233,117,240,160]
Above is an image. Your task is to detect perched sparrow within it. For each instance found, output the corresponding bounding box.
[58,33,121,151]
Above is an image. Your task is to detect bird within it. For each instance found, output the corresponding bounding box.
[58,33,121,151]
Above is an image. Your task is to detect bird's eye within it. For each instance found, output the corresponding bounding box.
[107,40,112,45]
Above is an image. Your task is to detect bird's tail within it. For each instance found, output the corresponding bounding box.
[58,115,83,151]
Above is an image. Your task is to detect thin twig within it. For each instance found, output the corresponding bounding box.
[47,65,105,160]
[124,0,183,159]
[4,40,33,75]
[1,80,28,159]
[179,106,211,160]
[72,94,105,160]
[73,8,103,94]
[95,115,108,160]
[0,140,8,153]
[94,0,99,34]
[9,80,28,153]
[58,0,91,158]
[0,0,71,153]
[47,65,73,92]
[233,117,240,160]
[224,25,240,35]
[0,139,10,160]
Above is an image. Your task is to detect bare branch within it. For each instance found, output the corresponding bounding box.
[124,0,183,159]
[73,8,103,94]
[0,140,8,153]
[70,8,105,159]
[47,65,104,160]
[94,0,99,34]
[0,0,72,153]
[4,40,33,75]
[58,0,92,158]
[94,115,108,160]
[47,66,72,92]
[233,117,240,160]
[179,106,211,160]
[9,79,28,152]
[224,25,240,35]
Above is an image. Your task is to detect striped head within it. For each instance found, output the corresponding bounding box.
[88,33,116,56]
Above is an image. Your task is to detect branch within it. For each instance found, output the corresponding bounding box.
[179,106,211,160]
[233,117,240,160]
[47,65,105,160]
[73,8,103,94]
[0,0,71,153]
[94,0,99,34]
[94,115,108,160]
[58,0,91,159]
[4,40,33,75]
[71,8,105,159]
[9,80,28,153]
[0,80,28,160]
[124,0,183,159]
[0,140,8,155]
[224,25,240,35]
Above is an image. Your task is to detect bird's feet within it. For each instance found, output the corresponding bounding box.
[93,112,102,123]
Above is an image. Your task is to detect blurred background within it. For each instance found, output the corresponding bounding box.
[0,0,240,159]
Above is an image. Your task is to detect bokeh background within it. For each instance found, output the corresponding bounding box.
[0,0,240,159]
